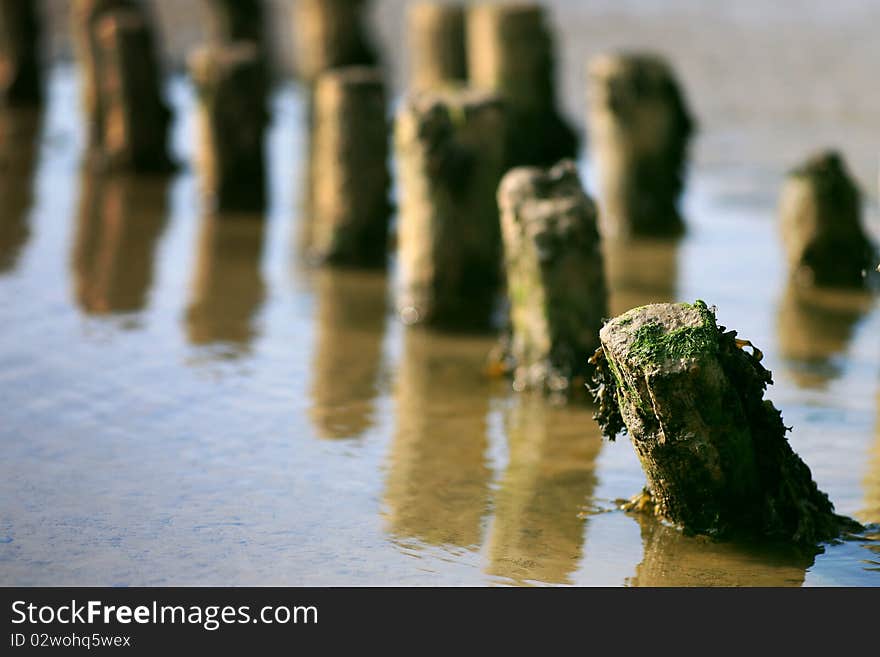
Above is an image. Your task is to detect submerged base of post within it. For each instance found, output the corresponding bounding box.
[590,300,860,545]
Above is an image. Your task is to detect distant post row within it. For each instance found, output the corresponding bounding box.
[0,1,876,396]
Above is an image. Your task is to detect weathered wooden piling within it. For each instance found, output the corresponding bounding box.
[306,66,389,266]
[779,151,875,288]
[186,214,266,349]
[190,42,268,213]
[587,53,694,237]
[202,0,269,87]
[293,0,378,82]
[395,88,506,328]
[92,9,172,171]
[0,0,43,105]
[590,300,859,545]
[408,2,466,91]
[495,160,607,395]
[72,0,130,147]
[203,0,265,47]
[466,3,577,168]
[72,0,172,171]
[72,1,169,162]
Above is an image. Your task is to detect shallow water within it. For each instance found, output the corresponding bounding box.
[2,3,880,586]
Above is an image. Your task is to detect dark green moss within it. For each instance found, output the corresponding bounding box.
[626,300,717,366]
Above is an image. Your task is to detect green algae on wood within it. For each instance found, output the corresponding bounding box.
[495,160,607,395]
[590,300,860,545]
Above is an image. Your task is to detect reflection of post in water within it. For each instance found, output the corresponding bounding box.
[384,329,493,548]
[863,391,880,525]
[486,396,602,585]
[602,236,680,317]
[628,514,813,587]
[185,214,266,351]
[71,173,169,314]
[0,107,42,274]
[309,268,387,439]
[776,282,871,388]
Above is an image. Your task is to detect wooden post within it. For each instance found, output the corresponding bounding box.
[190,42,268,213]
[308,66,390,266]
[779,151,875,288]
[293,0,378,82]
[201,0,269,82]
[90,6,172,171]
[71,1,138,149]
[587,53,694,237]
[203,0,265,46]
[394,88,506,328]
[590,300,859,545]
[495,160,607,395]
[0,0,43,105]
[185,214,266,350]
[408,2,466,91]
[466,3,577,167]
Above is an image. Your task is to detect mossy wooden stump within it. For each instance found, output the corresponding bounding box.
[394,88,506,328]
[308,66,390,267]
[408,2,466,91]
[0,0,43,105]
[190,42,268,214]
[587,53,694,237]
[496,160,607,395]
[779,151,875,289]
[466,3,577,168]
[591,300,859,545]
[293,0,378,83]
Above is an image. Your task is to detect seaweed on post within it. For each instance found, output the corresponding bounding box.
[589,300,861,546]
